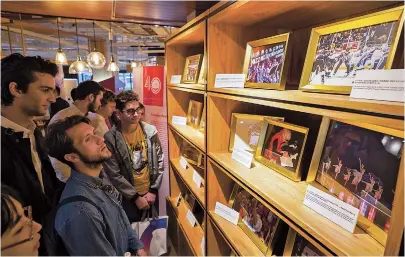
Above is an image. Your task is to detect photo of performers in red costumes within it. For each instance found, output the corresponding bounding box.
[317,120,403,232]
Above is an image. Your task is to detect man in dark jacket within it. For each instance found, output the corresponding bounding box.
[1,53,63,255]
[49,86,69,119]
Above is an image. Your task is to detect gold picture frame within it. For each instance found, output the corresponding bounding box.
[299,6,404,94]
[229,114,284,154]
[255,119,309,182]
[180,139,203,167]
[283,227,333,256]
[199,106,206,134]
[306,117,404,246]
[182,54,203,84]
[198,55,206,85]
[242,33,292,90]
[228,184,281,256]
[186,100,203,129]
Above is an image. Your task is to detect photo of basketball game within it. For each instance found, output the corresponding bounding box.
[309,21,397,86]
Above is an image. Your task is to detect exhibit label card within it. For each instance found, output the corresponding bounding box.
[172,116,187,125]
[192,170,202,188]
[175,192,182,206]
[214,74,245,88]
[232,147,253,168]
[170,75,182,84]
[350,69,404,102]
[186,209,197,227]
[303,185,359,233]
[179,156,188,169]
[201,237,205,256]
[214,202,239,225]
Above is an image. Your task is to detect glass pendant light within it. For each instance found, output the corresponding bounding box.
[137,45,143,67]
[69,19,92,74]
[130,46,137,69]
[55,18,67,65]
[87,20,106,69]
[107,22,120,73]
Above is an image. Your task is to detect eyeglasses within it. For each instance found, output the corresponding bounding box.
[122,107,143,116]
[1,206,34,251]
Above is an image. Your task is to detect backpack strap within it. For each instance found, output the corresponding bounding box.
[57,195,99,212]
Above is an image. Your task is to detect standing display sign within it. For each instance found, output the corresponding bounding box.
[143,66,164,106]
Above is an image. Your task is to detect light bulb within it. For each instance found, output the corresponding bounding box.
[69,55,92,74]
[107,56,120,72]
[87,51,106,69]
[55,48,68,65]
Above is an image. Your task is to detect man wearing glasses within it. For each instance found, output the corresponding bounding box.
[103,90,164,222]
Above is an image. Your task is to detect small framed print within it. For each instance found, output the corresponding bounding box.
[283,227,332,256]
[228,184,281,255]
[229,114,284,154]
[180,139,203,167]
[186,100,203,129]
[243,33,292,90]
[198,55,206,85]
[199,106,206,134]
[307,117,404,246]
[184,193,197,212]
[299,6,404,94]
[182,54,203,84]
[255,119,309,181]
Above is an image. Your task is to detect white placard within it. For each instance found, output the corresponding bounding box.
[172,116,187,125]
[186,209,197,227]
[179,156,188,169]
[170,75,182,84]
[214,202,239,225]
[192,170,202,188]
[214,74,245,88]
[175,192,182,206]
[350,69,404,102]
[201,237,205,256]
[232,147,253,168]
[303,185,359,233]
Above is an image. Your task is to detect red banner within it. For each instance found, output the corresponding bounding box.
[143,66,164,106]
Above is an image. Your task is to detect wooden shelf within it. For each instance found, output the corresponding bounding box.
[209,88,404,117]
[171,158,205,207]
[169,84,206,93]
[208,211,264,256]
[167,197,205,256]
[169,122,205,152]
[208,152,384,256]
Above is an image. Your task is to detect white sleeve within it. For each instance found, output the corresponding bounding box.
[50,156,71,182]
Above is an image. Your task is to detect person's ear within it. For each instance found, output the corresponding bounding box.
[9,82,23,99]
[88,94,95,102]
[64,153,80,163]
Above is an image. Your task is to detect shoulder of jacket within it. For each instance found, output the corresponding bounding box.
[141,121,157,136]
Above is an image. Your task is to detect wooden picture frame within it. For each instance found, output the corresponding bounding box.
[307,117,404,246]
[184,192,197,212]
[299,6,404,94]
[186,100,203,129]
[180,139,203,167]
[242,33,292,90]
[198,55,206,85]
[229,114,284,154]
[182,54,203,84]
[255,119,309,182]
[283,227,333,256]
[228,184,281,255]
[199,106,206,134]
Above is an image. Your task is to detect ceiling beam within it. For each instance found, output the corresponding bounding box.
[113,42,164,47]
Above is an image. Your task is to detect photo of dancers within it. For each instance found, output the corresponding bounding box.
[246,42,286,84]
[317,120,403,232]
[231,185,280,254]
[309,21,398,86]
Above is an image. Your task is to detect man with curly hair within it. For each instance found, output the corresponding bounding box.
[88,90,116,137]
[103,90,164,222]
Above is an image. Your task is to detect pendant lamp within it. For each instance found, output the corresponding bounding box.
[107,22,120,73]
[137,45,143,67]
[130,46,137,68]
[55,18,67,65]
[69,19,92,74]
[86,21,106,69]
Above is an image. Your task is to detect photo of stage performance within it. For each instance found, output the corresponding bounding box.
[316,120,403,232]
[309,21,398,86]
[246,42,286,84]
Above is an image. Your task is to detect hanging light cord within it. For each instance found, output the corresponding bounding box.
[57,18,61,49]
[109,22,113,60]
[75,19,79,56]
[92,21,97,50]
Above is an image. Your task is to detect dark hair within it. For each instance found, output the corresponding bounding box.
[101,90,116,106]
[70,88,77,101]
[46,115,91,169]
[1,53,59,106]
[75,80,105,101]
[55,86,61,96]
[139,103,145,110]
[1,185,24,235]
[115,90,139,111]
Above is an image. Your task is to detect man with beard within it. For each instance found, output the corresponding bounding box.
[46,115,146,256]
[1,53,63,255]
[49,80,105,182]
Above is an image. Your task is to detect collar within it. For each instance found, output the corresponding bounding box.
[70,169,106,188]
[88,112,105,121]
[1,116,36,138]
[70,103,87,116]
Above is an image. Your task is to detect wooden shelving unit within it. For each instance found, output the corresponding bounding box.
[166,1,404,256]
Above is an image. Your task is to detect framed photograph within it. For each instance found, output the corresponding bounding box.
[242,33,292,90]
[182,54,203,84]
[228,184,281,255]
[184,193,197,212]
[229,114,284,154]
[255,119,309,181]
[283,227,333,256]
[307,118,403,246]
[180,139,203,167]
[198,55,206,85]
[199,106,206,134]
[299,6,404,94]
[186,100,203,129]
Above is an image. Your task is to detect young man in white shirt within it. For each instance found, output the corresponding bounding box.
[88,90,116,137]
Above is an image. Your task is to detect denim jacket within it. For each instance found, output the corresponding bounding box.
[55,170,144,256]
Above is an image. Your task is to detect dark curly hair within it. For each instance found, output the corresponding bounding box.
[115,90,139,111]
[1,185,24,236]
[101,90,116,106]
[1,53,59,106]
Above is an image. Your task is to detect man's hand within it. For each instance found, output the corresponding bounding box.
[135,196,149,210]
[137,249,147,256]
[144,192,156,204]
